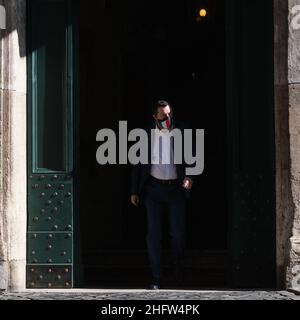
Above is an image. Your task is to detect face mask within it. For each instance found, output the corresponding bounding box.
[156,114,173,130]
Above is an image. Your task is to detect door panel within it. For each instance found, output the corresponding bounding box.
[226,0,276,288]
[27,0,75,289]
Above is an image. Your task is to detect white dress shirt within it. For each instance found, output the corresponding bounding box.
[150,128,178,180]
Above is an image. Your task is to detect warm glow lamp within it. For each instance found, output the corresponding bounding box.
[199,9,207,18]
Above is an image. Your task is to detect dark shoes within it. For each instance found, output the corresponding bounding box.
[148,277,160,290]
[147,264,185,290]
[149,283,160,290]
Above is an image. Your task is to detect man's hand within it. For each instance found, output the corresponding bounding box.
[182,178,193,190]
[131,194,139,207]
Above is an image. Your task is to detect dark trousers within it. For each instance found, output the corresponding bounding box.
[144,178,187,280]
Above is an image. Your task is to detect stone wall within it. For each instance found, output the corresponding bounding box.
[0,0,26,291]
[286,0,300,291]
[274,0,293,290]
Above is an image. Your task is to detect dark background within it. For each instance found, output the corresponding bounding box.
[78,0,227,287]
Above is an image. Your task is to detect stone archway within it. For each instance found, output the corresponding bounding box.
[274,0,300,291]
[0,0,27,291]
[0,5,6,29]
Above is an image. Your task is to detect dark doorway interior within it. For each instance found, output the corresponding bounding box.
[77,0,227,288]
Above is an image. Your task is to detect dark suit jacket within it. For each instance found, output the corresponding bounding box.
[130,120,194,202]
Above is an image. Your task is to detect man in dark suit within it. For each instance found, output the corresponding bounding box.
[130,100,194,290]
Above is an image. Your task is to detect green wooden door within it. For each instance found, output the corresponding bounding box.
[226,0,276,288]
[27,0,77,289]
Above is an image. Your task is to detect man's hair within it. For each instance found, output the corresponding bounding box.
[152,100,171,115]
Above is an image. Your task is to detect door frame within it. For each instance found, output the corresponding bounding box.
[25,0,277,289]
